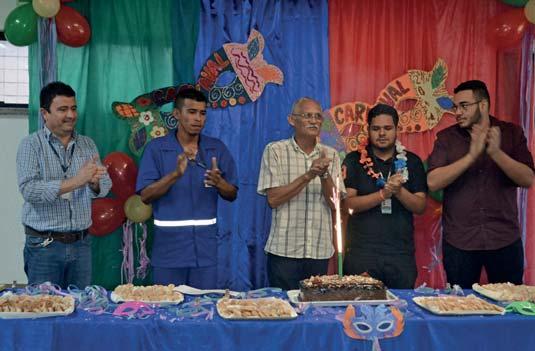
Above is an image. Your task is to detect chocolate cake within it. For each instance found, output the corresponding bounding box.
[299,274,387,302]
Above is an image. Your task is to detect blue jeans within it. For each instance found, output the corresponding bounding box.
[23,234,92,289]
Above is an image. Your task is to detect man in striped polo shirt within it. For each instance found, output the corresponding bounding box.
[257,97,345,290]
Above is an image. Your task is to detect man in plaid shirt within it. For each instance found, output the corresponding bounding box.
[257,97,345,290]
[16,82,111,288]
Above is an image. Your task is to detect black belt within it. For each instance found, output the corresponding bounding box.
[24,226,88,244]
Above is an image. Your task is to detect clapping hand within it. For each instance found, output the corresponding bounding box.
[205,157,223,187]
[486,126,501,157]
[308,149,332,179]
[78,155,98,185]
[468,124,489,160]
[384,173,403,198]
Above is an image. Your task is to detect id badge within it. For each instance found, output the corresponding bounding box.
[381,198,392,214]
[61,191,72,201]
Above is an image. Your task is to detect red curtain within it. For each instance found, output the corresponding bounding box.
[329,0,530,287]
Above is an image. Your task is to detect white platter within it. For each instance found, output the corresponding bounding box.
[0,294,75,319]
[412,296,505,316]
[286,289,399,307]
[472,283,535,303]
[174,285,241,297]
[216,297,297,320]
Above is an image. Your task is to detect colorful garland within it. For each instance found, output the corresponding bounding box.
[358,140,408,188]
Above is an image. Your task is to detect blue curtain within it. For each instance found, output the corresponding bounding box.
[189,0,330,290]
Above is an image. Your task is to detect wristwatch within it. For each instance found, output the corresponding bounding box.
[321,172,329,179]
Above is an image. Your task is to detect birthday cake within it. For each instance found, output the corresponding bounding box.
[299,274,387,302]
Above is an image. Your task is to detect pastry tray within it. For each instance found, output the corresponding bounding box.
[216,297,298,320]
[472,283,535,303]
[286,289,399,307]
[413,296,505,315]
[110,291,184,306]
[0,293,75,319]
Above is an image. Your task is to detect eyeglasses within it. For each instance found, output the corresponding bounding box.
[450,100,481,113]
[291,112,324,122]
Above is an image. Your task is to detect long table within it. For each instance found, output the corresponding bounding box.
[1,289,534,351]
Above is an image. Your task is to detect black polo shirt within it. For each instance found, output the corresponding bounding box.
[342,147,427,255]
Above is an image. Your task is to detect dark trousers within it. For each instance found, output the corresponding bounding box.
[343,249,417,289]
[152,265,218,289]
[442,239,524,289]
[267,253,329,291]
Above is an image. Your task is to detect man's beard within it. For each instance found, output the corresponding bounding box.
[466,106,482,129]
[370,138,396,153]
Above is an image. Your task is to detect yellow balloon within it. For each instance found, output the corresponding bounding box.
[32,0,60,18]
[526,0,535,24]
[124,195,153,223]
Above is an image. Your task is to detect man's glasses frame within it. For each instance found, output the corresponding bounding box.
[450,100,481,113]
[291,112,324,122]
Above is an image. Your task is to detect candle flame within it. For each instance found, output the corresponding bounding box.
[331,176,343,254]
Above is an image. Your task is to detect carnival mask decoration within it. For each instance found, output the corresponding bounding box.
[112,30,284,155]
[338,304,404,351]
[112,84,194,156]
[322,58,454,153]
[197,29,284,109]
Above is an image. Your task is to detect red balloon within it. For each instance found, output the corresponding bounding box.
[486,8,528,49]
[103,152,138,201]
[55,5,91,47]
[89,198,126,236]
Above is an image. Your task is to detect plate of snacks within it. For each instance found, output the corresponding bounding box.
[0,293,75,319]
[111,284,184,305]
[473,283,535,302]
[216,296,297,320]
[413,295,505,315]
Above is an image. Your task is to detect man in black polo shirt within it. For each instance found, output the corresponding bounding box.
[427,80,534,288]
[342,104,427,288]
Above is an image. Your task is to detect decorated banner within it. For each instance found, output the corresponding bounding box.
[322,59,454,153]
[197,29,284,109]
[112,30,284,156]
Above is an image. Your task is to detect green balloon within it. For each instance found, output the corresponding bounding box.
[124,195,153,223]
[4,4,38,46]
[501,0,529,7]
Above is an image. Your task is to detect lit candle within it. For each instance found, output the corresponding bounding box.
[333,175,343,277]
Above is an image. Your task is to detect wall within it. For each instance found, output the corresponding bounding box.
[0,0,18,31]
[1,0,30,283]
[0,109,28,284]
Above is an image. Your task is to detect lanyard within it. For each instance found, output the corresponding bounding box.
[48,139,76,174]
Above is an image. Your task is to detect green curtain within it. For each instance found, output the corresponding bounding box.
[28,0,200,289]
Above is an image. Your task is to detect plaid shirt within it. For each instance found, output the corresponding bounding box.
[16,127,112,232]
[257,137,346,259]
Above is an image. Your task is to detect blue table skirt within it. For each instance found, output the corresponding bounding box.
[1,290,533,351]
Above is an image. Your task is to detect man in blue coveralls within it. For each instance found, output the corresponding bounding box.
[136,88,238,289]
